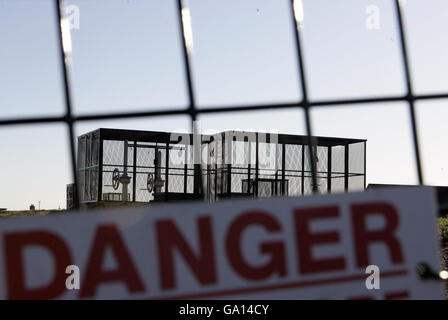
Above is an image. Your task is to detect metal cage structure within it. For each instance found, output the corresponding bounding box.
[76,128,366,206]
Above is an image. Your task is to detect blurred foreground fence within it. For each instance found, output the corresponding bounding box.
[1,0,448,209]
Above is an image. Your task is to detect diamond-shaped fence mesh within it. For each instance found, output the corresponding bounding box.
[349,142,365,174]
[136,172,151,202]
[303,177,313,194]
[332,145,345,174]
[285,144,302,171]
[258,180,272,198]
[232,141,248,167]
[103,140,130,167]
[331,173,346,193]
[259,143,278,171]
[101,140,135,201]
[316,146,328,173]
[285,144,302,196]
[231,168,248,193]
[77,133,101,202]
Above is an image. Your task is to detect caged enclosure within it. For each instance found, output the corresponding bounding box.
[71,128,366,207]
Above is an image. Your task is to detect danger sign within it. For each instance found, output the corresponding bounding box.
[0,187,443,299]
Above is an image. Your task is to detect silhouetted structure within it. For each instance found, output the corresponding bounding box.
[70,128,366,208]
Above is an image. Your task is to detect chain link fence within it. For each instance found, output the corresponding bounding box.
[1,0,447,210]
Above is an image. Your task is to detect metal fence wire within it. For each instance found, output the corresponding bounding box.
[1,0,448,209]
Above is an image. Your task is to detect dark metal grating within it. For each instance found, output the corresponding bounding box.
[0,0,442,209]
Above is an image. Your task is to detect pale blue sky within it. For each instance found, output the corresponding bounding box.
[1,0,448,210]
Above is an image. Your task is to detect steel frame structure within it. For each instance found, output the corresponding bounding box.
[76,128,366,206]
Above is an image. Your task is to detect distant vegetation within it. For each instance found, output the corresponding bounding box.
[439,217,448,248]
[0,210,55,218]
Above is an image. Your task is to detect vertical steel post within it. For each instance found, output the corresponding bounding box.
[290,0,318,193]
[344,144,349,192]
[394,0,424,184]
[54,0,79,208]
[282,143,286,196]
[327,146,332,193]
[133,141,137,202]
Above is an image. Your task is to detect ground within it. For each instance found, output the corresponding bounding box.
[0,210,56,218]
